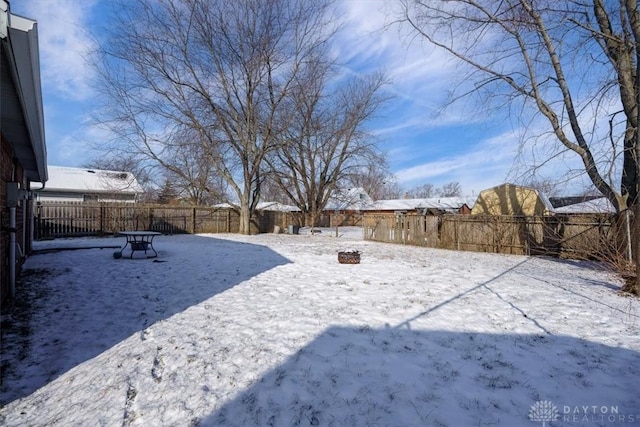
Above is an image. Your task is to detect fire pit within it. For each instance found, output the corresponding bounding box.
[338,251,360,264]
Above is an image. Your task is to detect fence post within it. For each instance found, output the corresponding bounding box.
[492,216,497,253]
[99,205,104,236]
[402,214,406,244]
[455,217,459,251]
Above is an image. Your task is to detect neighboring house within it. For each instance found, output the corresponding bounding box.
[553,197,616,214]
[366,196,475,215]
[1,1,47,301]
[322,190,474,226]
[318,188,373,226]
[255,201,300,212]
[471,183,555,216]
[218,189,373,215]
[324,187,374,212]
[212,201,300,212]
[35,165,143,203]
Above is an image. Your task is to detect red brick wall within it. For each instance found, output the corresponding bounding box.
[1,133,27,303]
[1,134,11,303]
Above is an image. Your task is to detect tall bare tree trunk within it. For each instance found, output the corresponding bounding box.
[239,204,251,235]
[399,0,639,294]
[634,204,640,294]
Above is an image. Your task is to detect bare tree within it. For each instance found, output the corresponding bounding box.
[155,175,180,205]
[410,183,437,198]
[163,128,228,206]
[398,0,639,293]
[162,167,227,206]
[381,180,405,200]
[438,181,462,197]
[94,0,337,233]
[259,174,297,205]
[520,177,560,198]
[267,66,388,226]
[343,156,397,201]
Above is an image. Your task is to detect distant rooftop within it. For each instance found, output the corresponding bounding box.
[39,165,143,194]
[368,196,476,212]
[554,197,616,214]
[325,188,374,211]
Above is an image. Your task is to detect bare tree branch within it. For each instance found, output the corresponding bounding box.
[398,0,639,292]
[93,0,338,233]
[266,70,389,226]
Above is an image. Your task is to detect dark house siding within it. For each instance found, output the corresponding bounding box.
[0,134,28,302]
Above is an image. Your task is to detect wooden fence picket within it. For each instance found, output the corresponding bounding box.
[35,202,243,239]
[363,212,627,261]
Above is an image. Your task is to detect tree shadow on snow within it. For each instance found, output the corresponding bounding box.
[203,326,640,426]
[0,234,290,404]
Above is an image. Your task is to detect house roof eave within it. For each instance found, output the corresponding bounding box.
[0,7,47,183]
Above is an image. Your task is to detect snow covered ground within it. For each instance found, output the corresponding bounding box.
[1,227,639,426]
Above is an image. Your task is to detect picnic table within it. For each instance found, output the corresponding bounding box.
[114,231,161,259]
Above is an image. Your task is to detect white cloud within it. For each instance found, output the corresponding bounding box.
[335,0,456,108]
[394,130,521,194]
[12,0,606,197]
[333,2,537,194]
[14,0,98,101]
[56,133,91,164]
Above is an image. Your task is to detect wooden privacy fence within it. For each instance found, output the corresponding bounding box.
[35,202,240,239]
[363,212,631,260]
[34,202,305,239]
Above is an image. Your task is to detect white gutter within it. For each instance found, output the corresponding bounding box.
[0,1,8,39]
[2,2,48,183]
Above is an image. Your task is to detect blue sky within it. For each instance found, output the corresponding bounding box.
[11,0,590,196]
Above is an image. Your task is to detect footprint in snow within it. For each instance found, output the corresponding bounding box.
[152,346,165,383]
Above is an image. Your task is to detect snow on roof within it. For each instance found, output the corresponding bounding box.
[324,188,374,211]
[256,202,300,212]
[536,190,556,214]
[213,193,475,213]
[40,166,143,194]
[212,202,300,212]
[554,197,616,214]
[367,196,476,212]
[211,202,235,209]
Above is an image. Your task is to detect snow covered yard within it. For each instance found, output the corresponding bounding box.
[1,228,639,426]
